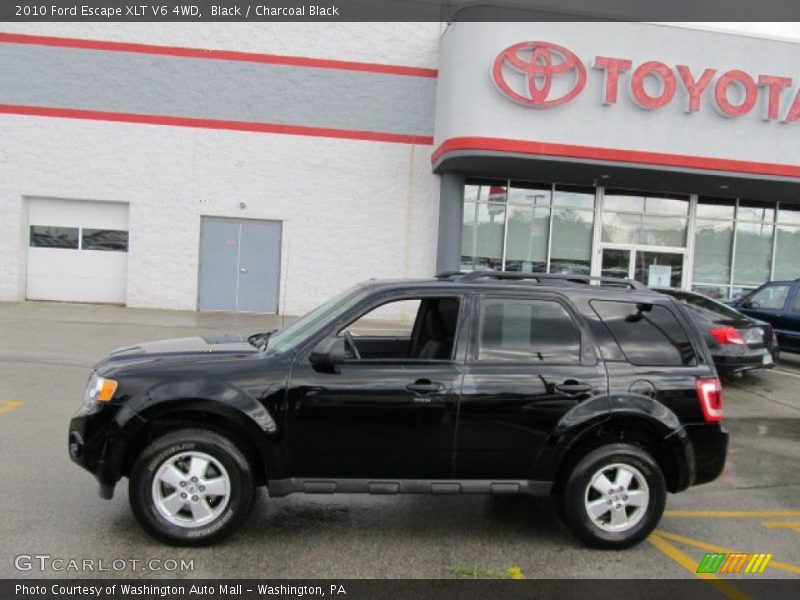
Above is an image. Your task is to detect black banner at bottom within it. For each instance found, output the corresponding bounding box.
[3,579,798,600]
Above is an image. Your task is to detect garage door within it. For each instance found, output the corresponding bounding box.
[26,198,129,304]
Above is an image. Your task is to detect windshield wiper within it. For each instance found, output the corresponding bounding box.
[247,330,276,351]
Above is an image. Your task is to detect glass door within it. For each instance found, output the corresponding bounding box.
[600,247,685,288]
[634,251,683,288]
[601,248,633,281]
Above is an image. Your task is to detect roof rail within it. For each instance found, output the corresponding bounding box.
[437,270,648,290]
[434,271,463,280]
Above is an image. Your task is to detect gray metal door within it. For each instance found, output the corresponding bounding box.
[198,217,281,313]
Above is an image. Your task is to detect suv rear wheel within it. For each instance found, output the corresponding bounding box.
[129,428,255,546]
[558,443,666,549]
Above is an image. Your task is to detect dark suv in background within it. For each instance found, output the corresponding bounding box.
[731,279,800,353]
[69,272,728,549]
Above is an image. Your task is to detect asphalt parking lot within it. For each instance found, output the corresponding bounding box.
[0,301,798,581]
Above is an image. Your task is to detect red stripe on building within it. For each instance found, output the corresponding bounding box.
[0,32,438,78]
[431,136,800,179]
[0,104,434,145]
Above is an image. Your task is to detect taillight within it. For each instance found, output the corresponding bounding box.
[696,378,723,422]
[709,326,745,345]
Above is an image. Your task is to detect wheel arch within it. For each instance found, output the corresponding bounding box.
[115,399,281,486]
[549,401,692,494]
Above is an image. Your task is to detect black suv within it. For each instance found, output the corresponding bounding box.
[69,272,728,549]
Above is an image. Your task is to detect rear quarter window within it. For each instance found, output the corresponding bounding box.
[590,300,697,366]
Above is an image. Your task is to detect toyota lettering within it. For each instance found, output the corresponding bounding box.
[492,41,800,122]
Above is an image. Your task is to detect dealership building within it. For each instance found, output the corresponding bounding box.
[1,21,799,314]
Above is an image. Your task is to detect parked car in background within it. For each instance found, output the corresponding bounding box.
[730,280,800,353]
[655,288,779,376]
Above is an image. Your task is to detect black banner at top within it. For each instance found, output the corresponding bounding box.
[5,0,800,22]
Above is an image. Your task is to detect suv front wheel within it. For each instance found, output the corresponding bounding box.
[129,428,255,546]
[558,443,666,549]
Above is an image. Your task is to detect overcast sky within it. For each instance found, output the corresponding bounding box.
[682,22,800,40]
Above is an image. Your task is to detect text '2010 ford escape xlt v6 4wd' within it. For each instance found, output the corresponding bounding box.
[69,272,728,549]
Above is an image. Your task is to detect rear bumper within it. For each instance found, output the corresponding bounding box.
[714,349,777,375]
[684,423,729,486]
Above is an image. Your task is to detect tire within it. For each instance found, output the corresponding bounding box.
[557,443,666,550]
[129,428,255,546]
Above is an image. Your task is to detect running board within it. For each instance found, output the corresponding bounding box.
[266,478,552,497]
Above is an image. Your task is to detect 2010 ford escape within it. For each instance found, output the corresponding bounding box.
[69,272,728,549]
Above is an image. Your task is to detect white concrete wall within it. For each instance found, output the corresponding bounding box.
[0,23,444,314]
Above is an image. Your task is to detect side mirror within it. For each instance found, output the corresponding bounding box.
[309,337,346,372]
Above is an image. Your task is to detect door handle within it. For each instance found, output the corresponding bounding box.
[406,379,445,395]
[555,382,593,395]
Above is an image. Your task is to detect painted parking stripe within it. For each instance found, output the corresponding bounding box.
[761,521,800,533]
[0,400,22,416]
[664,510,800,519]
[648,534,750,600]
[770,369,800,380]
[655,529,800,575]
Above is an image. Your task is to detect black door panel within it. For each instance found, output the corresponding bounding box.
[456,364,607,479]
[285,293,467,479]
[455,294,608,480]
[287,361,462,478]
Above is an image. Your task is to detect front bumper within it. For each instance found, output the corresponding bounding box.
[68,402,139,499]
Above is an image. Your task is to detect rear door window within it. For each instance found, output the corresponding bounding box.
[477,297,581,363]
[591,300,696,366]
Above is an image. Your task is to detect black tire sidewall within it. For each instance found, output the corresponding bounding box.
[129,429,254,546]
[560,443,666,550]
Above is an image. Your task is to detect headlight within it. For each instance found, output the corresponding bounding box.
[84,372,119,404]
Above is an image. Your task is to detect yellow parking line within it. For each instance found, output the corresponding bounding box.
[762,521,800,533]
[0,400,22,416]
[664,510,800,519]
[648,533,750,600]
[655,529,800,575]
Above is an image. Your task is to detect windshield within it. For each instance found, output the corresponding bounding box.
[267,285,370,353]
[660,289,744,321]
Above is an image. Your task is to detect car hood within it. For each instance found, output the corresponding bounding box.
[94,333,259,371]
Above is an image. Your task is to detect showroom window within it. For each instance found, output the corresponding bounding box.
[461,180,507,271]
[775,205,800,281]
[601,190,689,247]
[461,180,595,274]
[734,200,774,288]
[692,198,791,300]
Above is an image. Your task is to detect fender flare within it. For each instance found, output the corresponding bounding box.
[542,393,693,492]
[103,378,280,485]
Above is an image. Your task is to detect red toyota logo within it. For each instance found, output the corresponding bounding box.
[493,41,587,107]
